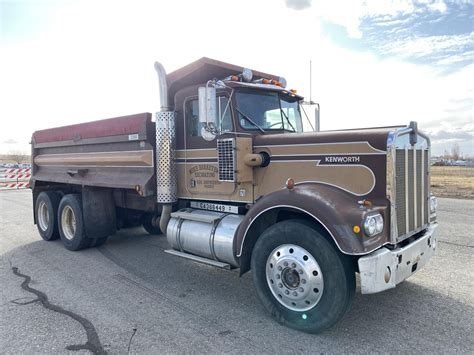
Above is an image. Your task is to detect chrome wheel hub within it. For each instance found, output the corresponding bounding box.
[37,201,49,232]
[266,244,324,312]
[61,206,76,241]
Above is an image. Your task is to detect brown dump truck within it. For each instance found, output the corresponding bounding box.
[31,57,439,333]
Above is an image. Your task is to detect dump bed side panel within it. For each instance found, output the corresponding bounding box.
[31,113,156,197]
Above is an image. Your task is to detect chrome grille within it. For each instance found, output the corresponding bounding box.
[217,138,236,182]
[394,147,429,239]
[395,150,406,235]
[423,151,429,224]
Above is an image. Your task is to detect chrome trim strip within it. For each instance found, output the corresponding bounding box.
[414,146,417,228]
[405,146,409,234]
[421,149,424,225]
[386,140,397,243]
[253,141,387,153]
[176,218,185,252]
[269,152,386,156]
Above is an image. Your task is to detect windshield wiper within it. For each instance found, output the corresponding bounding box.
[235,107,265,133]
[280,109,296,132]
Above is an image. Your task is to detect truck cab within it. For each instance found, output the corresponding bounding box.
[31,57,439,333]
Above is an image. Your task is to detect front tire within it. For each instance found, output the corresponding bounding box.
[35,191,61,241]
[58,194,89,251]
[251,220,355,333]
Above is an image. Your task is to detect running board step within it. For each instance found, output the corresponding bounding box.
[164,249,231,269]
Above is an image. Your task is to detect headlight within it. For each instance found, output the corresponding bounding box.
[430,195,438,214]
[363,214,384,237]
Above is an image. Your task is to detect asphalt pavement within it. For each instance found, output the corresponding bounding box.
[0,190,473,354]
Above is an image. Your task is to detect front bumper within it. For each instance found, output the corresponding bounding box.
[358,223,438,294]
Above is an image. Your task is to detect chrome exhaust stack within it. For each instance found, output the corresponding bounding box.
[154,61,177,234]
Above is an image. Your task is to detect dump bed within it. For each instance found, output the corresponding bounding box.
[31,113,156,196]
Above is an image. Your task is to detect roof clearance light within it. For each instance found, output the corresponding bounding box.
[278,77,287,88]
[231,75,239,81]
[242,68,253,82]
[290,89,297,94]
[262,78,270,84]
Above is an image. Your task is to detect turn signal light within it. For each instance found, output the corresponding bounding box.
[358,199,372,207]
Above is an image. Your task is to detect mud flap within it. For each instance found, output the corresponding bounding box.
[82,187,117,238]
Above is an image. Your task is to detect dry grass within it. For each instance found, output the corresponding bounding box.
[431,166,474,199]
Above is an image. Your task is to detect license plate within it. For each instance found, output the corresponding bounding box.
[190,201,239,214]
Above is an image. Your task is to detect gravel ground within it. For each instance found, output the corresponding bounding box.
[0,190,473,354]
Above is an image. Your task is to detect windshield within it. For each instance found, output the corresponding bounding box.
[235,90,303,132]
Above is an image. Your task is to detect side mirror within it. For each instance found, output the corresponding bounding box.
[314,103,320,132]
[198,86,217,127]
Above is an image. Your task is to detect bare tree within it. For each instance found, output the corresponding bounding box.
[7,150,29,164]
[451,143,461,161]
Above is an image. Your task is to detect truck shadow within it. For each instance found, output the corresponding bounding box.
[5,231,474,352]
[101,230,474,350]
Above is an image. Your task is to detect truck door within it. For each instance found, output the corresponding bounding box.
[176,94,247,202]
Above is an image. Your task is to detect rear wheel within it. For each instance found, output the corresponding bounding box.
[251,220,355,333]
[35,191,61,241]
[58,194,89,251]
[142,213,161,235]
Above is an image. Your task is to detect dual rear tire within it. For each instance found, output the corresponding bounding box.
[35,192,107,250]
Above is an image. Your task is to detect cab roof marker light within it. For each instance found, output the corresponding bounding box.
[252,78,270,84]
[242,68,253,82]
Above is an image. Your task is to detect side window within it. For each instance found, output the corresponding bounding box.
[217,96,232,133]
[185,95,232,137]
[185,99,200,136]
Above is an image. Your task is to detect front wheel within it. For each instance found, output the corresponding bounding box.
[251,220,355,333]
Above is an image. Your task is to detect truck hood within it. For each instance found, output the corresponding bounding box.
[252,126,403,152]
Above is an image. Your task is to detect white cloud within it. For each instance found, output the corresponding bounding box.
[286,0,312,10]
[3,139,18,144]
[285,0,454,40]
[379,32,474,62]
[423,0,448,13]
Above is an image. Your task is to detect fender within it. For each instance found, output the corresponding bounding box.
[236,183,390,273]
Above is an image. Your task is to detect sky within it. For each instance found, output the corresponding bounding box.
[0,0,473,157]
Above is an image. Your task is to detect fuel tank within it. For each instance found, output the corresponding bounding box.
[166,209,244,267]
